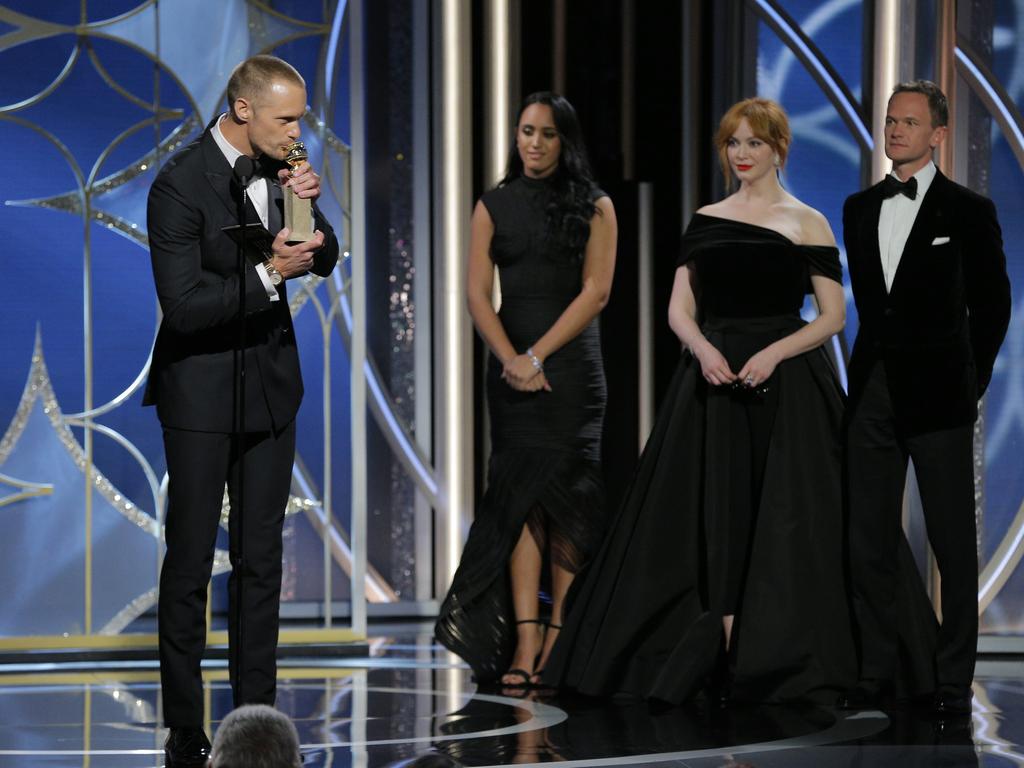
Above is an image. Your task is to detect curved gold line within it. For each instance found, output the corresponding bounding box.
[978,498,1024,614]
[0,471,54,507]
[9,113,197,216]
[64,337,153,421]
[78,0,156,31]
[248,0,330,31]
[86,113,173,186]
[62,418,162,527]
[0,8,70,52]
[0,113,86,198]
[0,471,53,492]
[84,38,171,114]
[0,334,160,539]
[89,111,200,197]
[73,30,204,123]
[0,43,80,113]
[956,42,1024,175]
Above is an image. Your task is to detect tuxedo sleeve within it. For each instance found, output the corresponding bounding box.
[148,173,273,335]
[962,195,1011,396]
[310,202,340,277]
[841,195,858,257]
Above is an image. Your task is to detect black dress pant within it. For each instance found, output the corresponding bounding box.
[846,363,977,693]
[159,421,295,727]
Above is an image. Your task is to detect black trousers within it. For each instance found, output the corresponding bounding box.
[158,421,295,728]
[846,363,977,693]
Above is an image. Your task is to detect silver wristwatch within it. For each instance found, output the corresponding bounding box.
[263,258,283,286]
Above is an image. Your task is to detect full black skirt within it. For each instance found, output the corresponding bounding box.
[543,325,862,704]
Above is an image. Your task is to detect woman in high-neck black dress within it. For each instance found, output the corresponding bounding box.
[544,98,866,704]
[435,93,617,686]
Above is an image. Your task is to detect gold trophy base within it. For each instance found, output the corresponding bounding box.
[284,193,315,243]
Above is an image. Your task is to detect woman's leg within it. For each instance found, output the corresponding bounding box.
[533,562,574,680]
[503,522,545,684]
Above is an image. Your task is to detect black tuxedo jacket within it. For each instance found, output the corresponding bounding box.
[143,124,339,433]
[843,169,1010,435]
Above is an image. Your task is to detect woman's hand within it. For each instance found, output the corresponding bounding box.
[502,354,552,391]
[738,346,781,389]
[693,341,737,386]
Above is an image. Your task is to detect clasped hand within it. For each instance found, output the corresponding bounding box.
[270,228,326,278]
[695,341,780,389]
[501,353,552,392]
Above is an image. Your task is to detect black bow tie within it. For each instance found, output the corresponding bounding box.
[247,158,284,182]
[881,174,917,200]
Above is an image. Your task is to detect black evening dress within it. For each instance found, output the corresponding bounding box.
[542,213,861,704]
[435,175,608,683]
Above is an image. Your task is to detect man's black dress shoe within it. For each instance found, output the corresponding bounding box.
[836,681,885,710]
[932,689,972,717]
[164,727,212,767]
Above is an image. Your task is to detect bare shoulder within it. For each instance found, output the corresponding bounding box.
[790,200,836,246]
[696,199,729,217]
[473,198,493,221]
[594,194,615,216]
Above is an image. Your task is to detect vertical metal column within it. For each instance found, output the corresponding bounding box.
[434,0,474,596]
[484,0,518,312]
[871,0,902,183]
[349,0,368,637]
[934,0,961,611]
[935,0,958,178]
[681,1,702,223]
[412,0,435,605]
[552,0,567,93]
[484,0,516,187]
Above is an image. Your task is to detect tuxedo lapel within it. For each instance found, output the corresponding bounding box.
[268,180,284,234]
[860,184,887,297]
[201,131,241,223]
[888,172,948,298]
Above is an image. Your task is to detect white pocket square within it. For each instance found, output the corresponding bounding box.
[931,236,950,245]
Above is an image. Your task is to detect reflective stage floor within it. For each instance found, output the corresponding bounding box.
[2,625,1023,767]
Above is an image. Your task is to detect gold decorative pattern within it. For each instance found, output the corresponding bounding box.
[0,332,158,537]
[0,471,53,508]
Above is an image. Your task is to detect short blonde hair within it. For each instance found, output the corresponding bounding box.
[226,55,305,116]
[714,98,791,188]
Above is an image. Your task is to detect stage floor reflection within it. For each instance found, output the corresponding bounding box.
[0,626,1020,767]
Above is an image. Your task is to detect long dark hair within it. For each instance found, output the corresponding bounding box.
[499,92,600,260]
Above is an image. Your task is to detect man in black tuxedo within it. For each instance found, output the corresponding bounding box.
[144,55,338,764]
[839,80,1010,716]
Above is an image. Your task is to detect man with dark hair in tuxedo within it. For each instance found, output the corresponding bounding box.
[838,79,1010,716]
[145,54,338,765]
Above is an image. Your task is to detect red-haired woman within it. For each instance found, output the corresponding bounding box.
[544,98,856,705]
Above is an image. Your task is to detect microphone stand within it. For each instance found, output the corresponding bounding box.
[231,155,253,706]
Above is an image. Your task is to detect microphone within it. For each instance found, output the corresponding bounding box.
[233,155,255,187]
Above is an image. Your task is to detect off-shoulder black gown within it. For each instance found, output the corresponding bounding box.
[543,213,863,704]
[435,175,607,683]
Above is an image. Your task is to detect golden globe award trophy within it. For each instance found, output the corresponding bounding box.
[283,141,315,242]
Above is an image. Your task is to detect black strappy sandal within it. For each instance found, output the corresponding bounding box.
[530,622,561,686]
[501,619,544,689]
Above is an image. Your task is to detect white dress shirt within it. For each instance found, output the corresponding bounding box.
[212,114,279,301]
[877,161,937,293]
